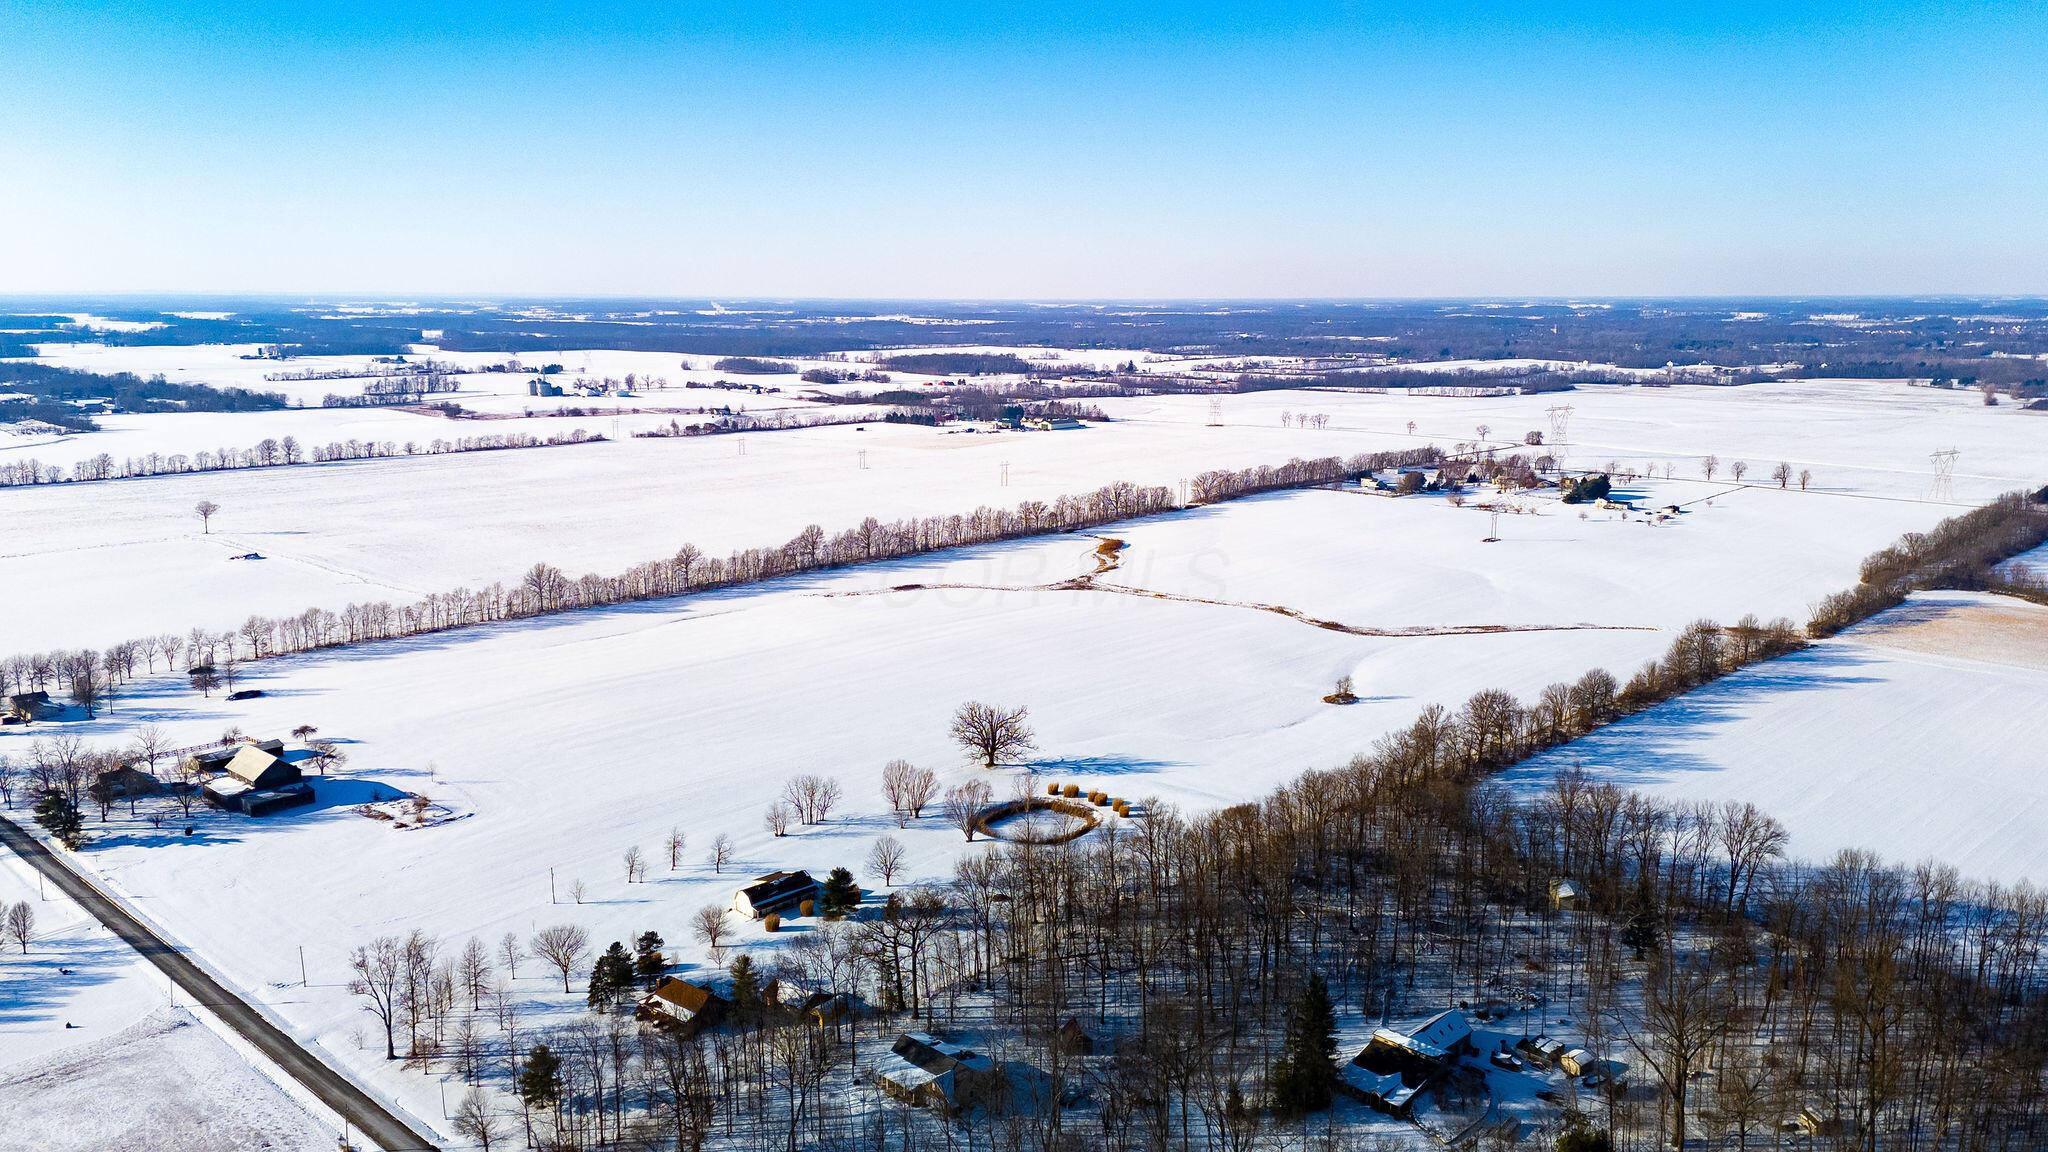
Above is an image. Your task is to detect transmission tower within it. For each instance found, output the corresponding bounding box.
[1207,397,1224,427]
[1930,448,1959,502]
[1546,405,1574,472]
[858,449,868,471]
[1000,460,1010,487]
[1485,509,1501,543]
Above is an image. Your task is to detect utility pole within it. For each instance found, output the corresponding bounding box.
[549,867,556,905]
[299,945,307,986]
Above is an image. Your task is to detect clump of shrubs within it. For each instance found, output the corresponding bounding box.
[763,913,781,932]
[1560,473,1612,504]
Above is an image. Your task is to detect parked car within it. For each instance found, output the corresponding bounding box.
[1490,1050,1525,1072]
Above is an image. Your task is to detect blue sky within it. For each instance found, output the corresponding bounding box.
[3,1,2045,297]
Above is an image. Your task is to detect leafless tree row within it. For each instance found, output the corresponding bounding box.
[1,428,604,488]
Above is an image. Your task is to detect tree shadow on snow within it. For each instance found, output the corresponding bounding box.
[1495,645,1885,793]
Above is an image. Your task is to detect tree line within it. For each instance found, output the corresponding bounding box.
[0,428,606,488]
[0,450,1438,704]
[1807,491,2048,635]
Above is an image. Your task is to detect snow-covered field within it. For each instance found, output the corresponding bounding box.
[7,375,2040,655]
[0,839,336,1150]
[0,846,168,1069]
[1504,590,2048,885]
[0,1009,335,1152]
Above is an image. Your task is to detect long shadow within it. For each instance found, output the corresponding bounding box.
[0,921,139,1031]
[1496,644,1885,793]
[1032,754,1183,777]
[72,776,426,852]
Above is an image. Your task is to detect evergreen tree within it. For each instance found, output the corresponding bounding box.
[634,930,666,990]
[519,1043,562,1113]
[1622,901,1662,960]
[820,867,861,919]
[33,792,84,849]
[728,953,763,1025]
[586,941,634,1009]
[1269,971,1338,1117]
[1555,1110,1615,1152]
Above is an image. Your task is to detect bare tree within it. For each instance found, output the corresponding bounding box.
[498,931,524,981]
[1718,800,1788,918]
[943,779,994,841]
[782,774,842,824]
[457,936,494,1010]
[706,833,735,874]
[1771,462,1793,489]
[950,702,1037,769]
[1730,459,1749,482]
[194,500,221,533]
[531,924,590,993]
[867,835,907,886]
[1618,951,1735,1151]
[569,879,588,904]
[0,755,16,809]
[5,901,32,953]
[348,935,407,1059]
[1701,454,1720,481]
[764,801,792,837]
[308,739,347,776]
[453,1085,503,1150]
[130,724,170,781]
[691,905,731,962]
[1799,467,1813,491]
[881,759,939,826]
[623,845,646,884]
[665,826,686,870]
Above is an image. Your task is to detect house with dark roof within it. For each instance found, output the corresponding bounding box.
[1340,1009,1475,1116]
[873,1032,1007,1114]
[202,742,314,816]
[190,738,285,773]
[730,870,819,920]
[5,691,58,722]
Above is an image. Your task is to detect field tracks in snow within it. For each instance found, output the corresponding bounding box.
[834,537,1659,640]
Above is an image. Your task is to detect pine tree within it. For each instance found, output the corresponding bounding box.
[33,792,84,849]
[1622,901,1662,960]
[634,930,666,990]
[1555,1109,1615,1152]
[586,941,634,1009]
[1270,971,1338,1117]
[729,953,762,1025]
[820,867,861,919]
[519,1043,562,1112]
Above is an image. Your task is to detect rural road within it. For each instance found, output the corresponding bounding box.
[0,815,441,1152]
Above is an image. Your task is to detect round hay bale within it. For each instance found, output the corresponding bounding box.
[976,796,1102,845]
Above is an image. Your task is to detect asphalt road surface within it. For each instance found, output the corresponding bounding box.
[0,814,441,1152]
